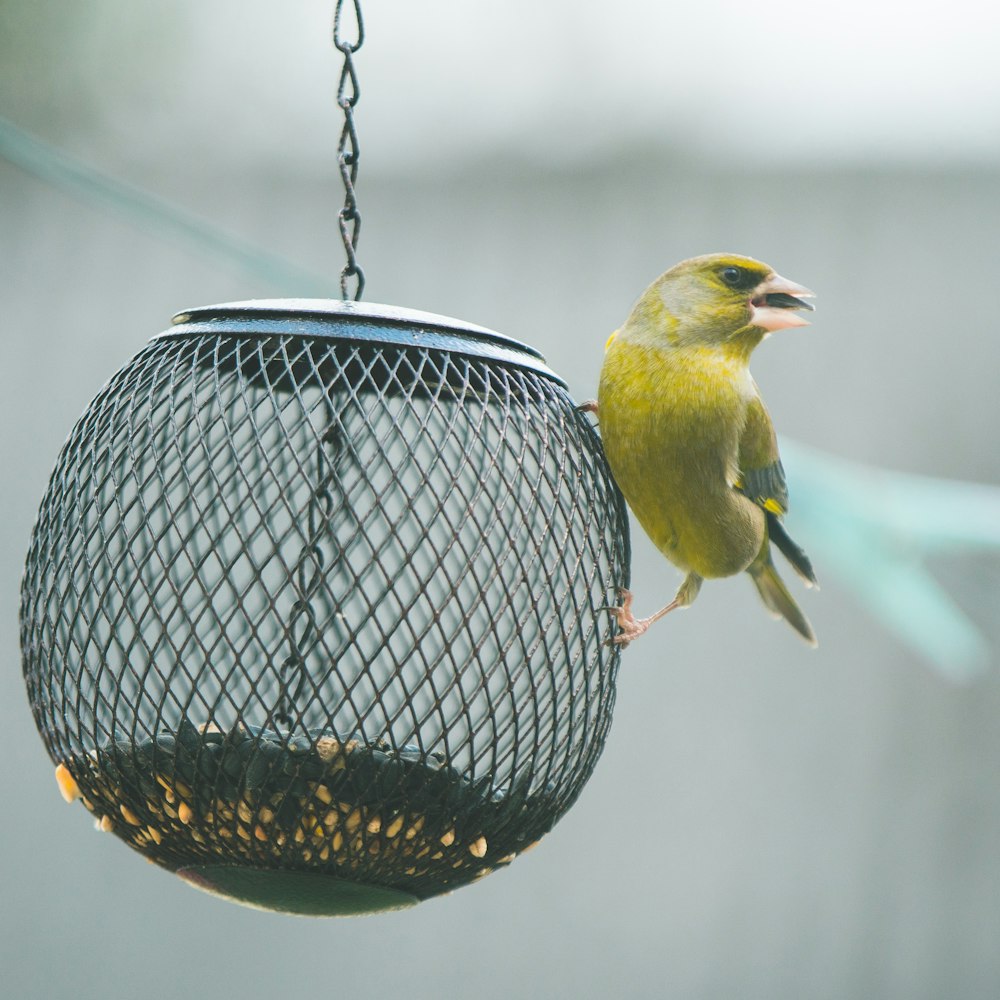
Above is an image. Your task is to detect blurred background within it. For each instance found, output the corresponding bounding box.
[3,1,1000,997]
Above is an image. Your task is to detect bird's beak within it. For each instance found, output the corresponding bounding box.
[749,272,816,332]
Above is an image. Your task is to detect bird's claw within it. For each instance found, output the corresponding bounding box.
[603,588,650,647]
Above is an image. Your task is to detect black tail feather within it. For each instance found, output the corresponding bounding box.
[766,512,818,587]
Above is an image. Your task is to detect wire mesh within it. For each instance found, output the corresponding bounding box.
[21,302,629,908]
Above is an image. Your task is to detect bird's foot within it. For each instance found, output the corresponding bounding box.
[604,589,655,647]
[603,588,686,647]
[576,399,599,416]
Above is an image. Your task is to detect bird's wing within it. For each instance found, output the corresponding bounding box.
[735,395,788,516]
[737,396,817,586]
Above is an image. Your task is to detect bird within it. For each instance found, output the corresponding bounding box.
[593,252,818,647]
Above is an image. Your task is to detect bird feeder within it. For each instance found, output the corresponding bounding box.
[20,299,629,914]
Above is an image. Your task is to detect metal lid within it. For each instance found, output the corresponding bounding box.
[158,299,564,386]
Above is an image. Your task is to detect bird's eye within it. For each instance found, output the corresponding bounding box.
[719,266,752,289]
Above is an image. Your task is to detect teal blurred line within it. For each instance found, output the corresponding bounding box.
[0,116,334,297]
[782,440,997,680]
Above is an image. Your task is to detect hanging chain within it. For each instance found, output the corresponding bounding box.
[276,404,338,729]
[334,0,365,300]
[275,0,362,725]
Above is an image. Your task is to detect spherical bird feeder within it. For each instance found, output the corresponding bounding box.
[20,299,629,914]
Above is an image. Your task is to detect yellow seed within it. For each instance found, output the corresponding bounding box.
[323,810,339,829]
[440,828,456,847]
[146,826,163,845]
[430,851,444,861]
[294,827,306,844]
[315,737,341,762]
[154,774,173,792]
[177,802,193,825]
[404,867,417,876]
[405,817,425,840]
[345,808,362,833]
[314,784,333,805]
[452,858,465,868]
[259,806,275,824]
[236,825,250,842]
[203,811,214,825]
[473,868,492,881]
[164,788,176,804]
[351,835,364,854]
[99,815,114,832]
[174,780,192,799]
[219,827,233,839]
[366,816,382,834]
[119,804,142,826]
[415,846,430,859]
[163,803,177,819]
[190,830,205,843]
[469,836,488,859]
[331,830,344,852]
[302,848,313,862]
[369,839,381,856]
[237,800,253,823]
[55,763,81,803]
[254,825,268,842]
[385,816,405,839]
[497,853,517,865]
[319,845,330,861]
[276,832,287,847]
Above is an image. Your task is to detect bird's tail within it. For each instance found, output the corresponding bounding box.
[766,511,818,587]
[748,544,817,646]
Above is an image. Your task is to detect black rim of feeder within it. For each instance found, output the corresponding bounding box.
[164,298,561,378]
[22,299,630,915]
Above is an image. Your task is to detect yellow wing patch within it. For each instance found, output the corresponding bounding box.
[735,465,789,517]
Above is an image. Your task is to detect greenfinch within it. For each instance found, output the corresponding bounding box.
[595,253,818,646]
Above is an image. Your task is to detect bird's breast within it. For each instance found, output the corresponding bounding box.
[598,345,748,474]
[597,343,761,576]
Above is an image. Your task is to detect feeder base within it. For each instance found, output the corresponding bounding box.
[176,865,420,916]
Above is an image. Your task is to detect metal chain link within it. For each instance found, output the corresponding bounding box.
[334,0,365,300]
[276,405,338,729]
[275,0,364,726]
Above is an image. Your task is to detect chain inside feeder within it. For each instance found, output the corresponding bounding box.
[21,299,629,915]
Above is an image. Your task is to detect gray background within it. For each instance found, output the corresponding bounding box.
[3,2,1000,998]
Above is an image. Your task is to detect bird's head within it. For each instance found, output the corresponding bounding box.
[624,253,815,352]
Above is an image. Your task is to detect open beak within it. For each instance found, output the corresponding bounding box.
[749,272,815,332]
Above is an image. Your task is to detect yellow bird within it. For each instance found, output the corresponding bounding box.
[595,253,818,646]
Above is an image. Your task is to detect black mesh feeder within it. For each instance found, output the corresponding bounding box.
[20,299,630,915]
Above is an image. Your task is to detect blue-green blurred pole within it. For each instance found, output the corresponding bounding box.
[0,116,333,297]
